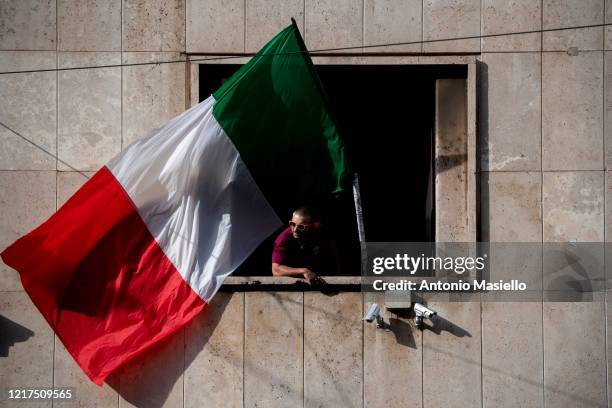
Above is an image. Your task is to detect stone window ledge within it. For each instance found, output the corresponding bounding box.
[221,276,362,291]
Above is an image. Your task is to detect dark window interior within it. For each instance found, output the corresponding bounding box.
[200,63,466,275]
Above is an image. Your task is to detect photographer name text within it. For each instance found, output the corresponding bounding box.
[372,279,527,291]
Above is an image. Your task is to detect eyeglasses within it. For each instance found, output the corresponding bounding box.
[289,222,310,232]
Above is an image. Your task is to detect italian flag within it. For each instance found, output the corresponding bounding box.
[1,21,348,385]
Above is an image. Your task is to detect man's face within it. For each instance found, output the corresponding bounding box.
[289,214,312,239]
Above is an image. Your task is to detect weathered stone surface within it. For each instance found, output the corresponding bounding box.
[481,0,541,52]
[420,55,476,65]
[481,172,543,299]
[304,0,363,52]
[482,33,541,52]
[483,242,543,302]
[53,340,118,408]
[604,52,612,169]
[544,27,603,51]
[0,171,55,291]
[363,293,422,408]
[123,0,185,51]
[187,61,199,107]
[186,0,244,53]
[422,301,481,408]
[543,171,604,242]
[608,293,612,404]
[419,55,477,64]
[542,52,603,170]
[245,292,302,407]
[543,241,604,301]
[606,3,612,50]
[436,79,470,242]
[0,50,56,73]
[246,0,304,53]
[0,51,56,171]
[58,52,121,171]
[479,52,541,171]
[0,291,54,408]
[543,174,604,300]
[184,293,243,408]
[543,302,607,407]
[0,0,56,50]
[58,0,121,51]
[423,0,480,53]
[312,55,419,65]
[122,52,186,147]
[304,292,362,408]
[482,302,543,407]
[481,172,541,241]
[606,171,612,240]
[363,0,421,52]
[118,330,184,408]
[543,0,604,51]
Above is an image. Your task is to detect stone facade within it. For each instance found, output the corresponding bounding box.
[1,0,610,407]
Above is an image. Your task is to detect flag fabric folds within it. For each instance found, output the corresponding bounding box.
[1,20,348,385]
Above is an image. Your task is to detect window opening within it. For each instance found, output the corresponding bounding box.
[199,63,466,276]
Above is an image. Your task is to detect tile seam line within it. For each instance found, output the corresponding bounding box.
[540,1,545,406]
[120,0,123,153]
[479,2,483,405]
[182,325,185,408]
[362,0,365,54]
[303,291,305,408]
[52,1,58,405]
[180,15,190,403]
[361,292,364,408]
[421,0,424,54]
[243,292,246,408]
[421,314,424,408]
[603,2,608,401]
[480,294,483,408]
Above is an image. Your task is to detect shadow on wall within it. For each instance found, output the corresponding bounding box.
[478,60,490,243]
[386,312,471,349]
[387,317,418,348]
[435,154,467,175]
[0,315,34,357]
[422,315,471,338]
[109,294,232,408]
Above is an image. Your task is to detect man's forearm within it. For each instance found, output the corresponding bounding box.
[271,263,306,278]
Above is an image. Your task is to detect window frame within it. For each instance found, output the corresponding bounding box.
[186,54,478,289]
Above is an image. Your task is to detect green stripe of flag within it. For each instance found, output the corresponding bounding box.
[212,20,349,215]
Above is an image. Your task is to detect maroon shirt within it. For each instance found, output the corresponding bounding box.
[272,222,335,272]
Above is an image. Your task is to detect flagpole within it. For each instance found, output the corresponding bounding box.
[352,173,366,242]
[352,173,368,279]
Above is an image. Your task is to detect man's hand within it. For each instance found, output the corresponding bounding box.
[302,268,317,280]
[302,268,326,285]
[271,263,326,284]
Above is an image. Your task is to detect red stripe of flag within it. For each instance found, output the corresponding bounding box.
[1,166,206,385]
